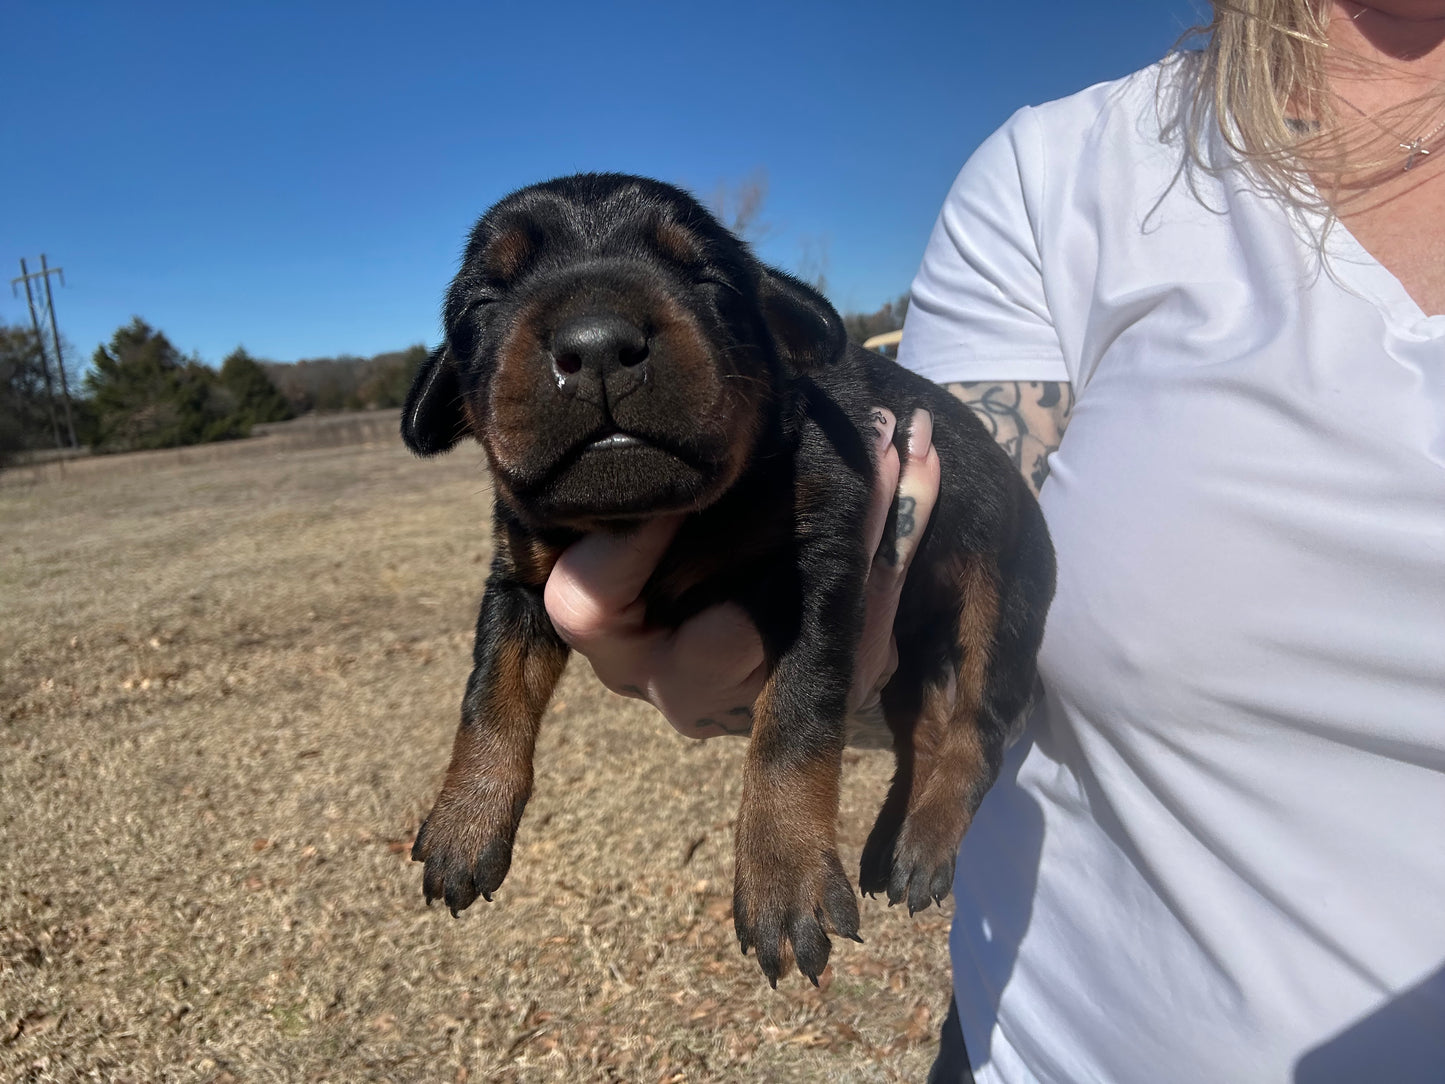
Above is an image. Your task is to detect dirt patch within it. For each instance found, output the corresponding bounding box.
[0,425,953,1083]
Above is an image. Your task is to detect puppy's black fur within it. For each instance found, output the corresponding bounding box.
[403,173,1054,987]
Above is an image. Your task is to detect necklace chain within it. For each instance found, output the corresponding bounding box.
[1333,91,1445,171]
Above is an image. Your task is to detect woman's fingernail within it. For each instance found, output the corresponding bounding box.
[908,409,933,459]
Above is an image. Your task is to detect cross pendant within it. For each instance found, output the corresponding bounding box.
[1401,139,1430,171]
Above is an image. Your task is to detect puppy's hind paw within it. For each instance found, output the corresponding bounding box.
[857,818,901,900]
[885,821,957,915]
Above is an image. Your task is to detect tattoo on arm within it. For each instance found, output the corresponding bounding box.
[946,381,1074,496]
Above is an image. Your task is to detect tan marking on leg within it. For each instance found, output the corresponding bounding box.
[733,678,857,982]
[420,628,568,890]
[912,553,999,820]
[885,554,1001,908]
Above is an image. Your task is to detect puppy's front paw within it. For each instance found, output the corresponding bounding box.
[410,788,524,916]
[733,832,861,988]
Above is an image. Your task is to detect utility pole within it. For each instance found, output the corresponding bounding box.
[40,256,77,447]
[11,256,77,448]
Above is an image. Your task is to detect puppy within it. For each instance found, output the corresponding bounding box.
[403,173,1054,986]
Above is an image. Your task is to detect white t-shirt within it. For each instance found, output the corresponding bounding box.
[898,57,1445,1084]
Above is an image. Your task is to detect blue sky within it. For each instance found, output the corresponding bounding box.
[2,0,1203,370]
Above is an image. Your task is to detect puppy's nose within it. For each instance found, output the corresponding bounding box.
[550,315,650,399]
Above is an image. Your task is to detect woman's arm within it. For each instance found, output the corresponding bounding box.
[945,381,1073,497]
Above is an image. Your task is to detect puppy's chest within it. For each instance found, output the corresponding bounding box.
[639,388,878,633]
[639,469,804,629]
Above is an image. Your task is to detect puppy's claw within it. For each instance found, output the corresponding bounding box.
[755,941,785,987]
[789,915,832,983]
[930,862,954,906]
[908,869,936,915]
[443,863,483,914]
[886,864,910,910]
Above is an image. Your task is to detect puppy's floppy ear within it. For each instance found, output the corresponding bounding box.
[757,267,846,372]
[401,345,467,456]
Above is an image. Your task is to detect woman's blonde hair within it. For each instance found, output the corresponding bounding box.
[1182,0,1445,205]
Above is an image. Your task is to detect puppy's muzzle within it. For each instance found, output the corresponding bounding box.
[550,313,651,408]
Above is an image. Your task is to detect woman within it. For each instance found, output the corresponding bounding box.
[545,3,1445,1080]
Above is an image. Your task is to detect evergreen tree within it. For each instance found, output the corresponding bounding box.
[219,347,294,426]
[85,318,244,451]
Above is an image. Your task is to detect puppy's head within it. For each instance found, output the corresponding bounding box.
[402,173,844,529]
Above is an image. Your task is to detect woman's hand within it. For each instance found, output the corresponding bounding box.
[851,407,940,715]
[543,408,942,738]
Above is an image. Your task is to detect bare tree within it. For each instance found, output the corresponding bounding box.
[708,168,773,243]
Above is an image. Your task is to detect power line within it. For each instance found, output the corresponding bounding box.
[11,255,77,448]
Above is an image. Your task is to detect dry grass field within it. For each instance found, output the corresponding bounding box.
[0,414,953,1083]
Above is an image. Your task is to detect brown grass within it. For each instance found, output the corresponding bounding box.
[0,418,952,1083]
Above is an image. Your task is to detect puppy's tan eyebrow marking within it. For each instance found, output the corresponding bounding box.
[654,219,704,264]
[485,227,534,279]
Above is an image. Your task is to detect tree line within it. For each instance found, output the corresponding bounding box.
[0,317,427,465]
[2,295,907,467]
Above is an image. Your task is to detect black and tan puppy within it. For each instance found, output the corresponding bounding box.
[403,173,1054,987]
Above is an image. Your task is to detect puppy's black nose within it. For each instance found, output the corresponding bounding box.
[550,315,650,400]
